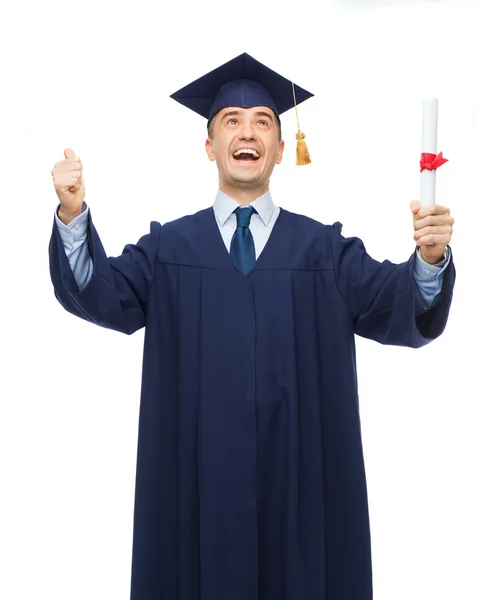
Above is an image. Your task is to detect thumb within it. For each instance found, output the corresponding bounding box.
[64,148,76,160]
[410,200,421,215]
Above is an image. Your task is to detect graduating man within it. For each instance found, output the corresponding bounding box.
[49,53,455,600]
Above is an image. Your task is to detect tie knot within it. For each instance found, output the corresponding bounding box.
[235,206,256,228]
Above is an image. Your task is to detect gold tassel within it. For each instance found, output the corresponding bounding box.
[292,82,311,165]
[296,131,311,165]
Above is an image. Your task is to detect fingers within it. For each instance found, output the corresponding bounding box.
[51,148,84,196]
[413,203,451,219]
[53,170,82,190]
[413,225,452,246]
[51,163,82,180]
[416,234,451,248]
[62,148,82,168]
[410,200,454,251]
[413,213,455,230]
[51,149,83,177]
[410,200,422,217]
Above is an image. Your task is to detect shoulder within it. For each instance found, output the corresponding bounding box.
[281,208,370,264]
[280,207,345,238]
[131,207,211,247]
[147,208,215,265]
[158,207,212,233]
[147,208,212,246]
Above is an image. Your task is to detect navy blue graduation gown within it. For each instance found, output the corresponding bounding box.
[49,206,455,600]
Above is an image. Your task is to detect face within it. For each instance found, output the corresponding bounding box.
[205,106,285,194]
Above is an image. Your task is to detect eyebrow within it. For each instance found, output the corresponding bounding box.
[220,109,275,123]
[221,110,243,120]
[254,111,275,123]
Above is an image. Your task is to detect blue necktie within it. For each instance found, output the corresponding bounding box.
[230,206,256,274]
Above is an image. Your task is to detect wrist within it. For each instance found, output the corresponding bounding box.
[58,204,83,225]
[418,246,448,266]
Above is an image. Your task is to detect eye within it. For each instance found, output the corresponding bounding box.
[257,120,268,127]
[227,118,238,125]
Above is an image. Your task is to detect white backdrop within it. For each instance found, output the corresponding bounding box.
[1,0,495,598]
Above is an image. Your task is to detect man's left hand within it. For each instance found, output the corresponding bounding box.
[410,200,454,264]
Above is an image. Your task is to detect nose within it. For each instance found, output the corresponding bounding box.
[238,121,257,141]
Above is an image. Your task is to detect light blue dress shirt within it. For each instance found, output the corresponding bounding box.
[55,190,450,312]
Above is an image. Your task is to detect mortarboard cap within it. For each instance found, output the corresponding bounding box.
[170,53,314,165]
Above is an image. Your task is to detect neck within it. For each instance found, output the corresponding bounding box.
[219,181,269,206]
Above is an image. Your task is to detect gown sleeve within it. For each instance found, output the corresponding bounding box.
[329,222,456,348]
[49,210,161,335]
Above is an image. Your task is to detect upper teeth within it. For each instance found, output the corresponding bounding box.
[234,148,260,157]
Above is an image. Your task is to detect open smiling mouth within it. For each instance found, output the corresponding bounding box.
[232,148,261,161]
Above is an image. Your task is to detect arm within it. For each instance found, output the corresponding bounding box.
[413,246,451,314]
[329,223,455,348]
[54,201,94,290]
[49,210,161,335]
[49,148,160,334]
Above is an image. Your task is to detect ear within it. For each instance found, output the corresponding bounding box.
[275,139,285,165]
[205,138,216,162]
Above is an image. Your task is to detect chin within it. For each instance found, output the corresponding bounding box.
[228,169,261,183]
[232,176,263,186]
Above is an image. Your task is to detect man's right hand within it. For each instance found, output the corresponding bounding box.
[52,148,86,225]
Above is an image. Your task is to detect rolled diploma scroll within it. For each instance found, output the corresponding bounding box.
[420,98,438,207]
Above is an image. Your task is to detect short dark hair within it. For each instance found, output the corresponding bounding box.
[207,111,282,141]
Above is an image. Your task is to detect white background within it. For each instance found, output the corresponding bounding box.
[1,0,495,598]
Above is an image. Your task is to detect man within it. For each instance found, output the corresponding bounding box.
[49,53,455,600]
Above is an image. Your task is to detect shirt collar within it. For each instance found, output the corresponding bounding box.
[213,189,276,226]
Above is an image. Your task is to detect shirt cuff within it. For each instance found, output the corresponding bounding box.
[414,246,451,280]
[54,202,89,251]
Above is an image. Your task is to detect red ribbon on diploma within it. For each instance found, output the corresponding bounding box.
[420,152,449,172]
